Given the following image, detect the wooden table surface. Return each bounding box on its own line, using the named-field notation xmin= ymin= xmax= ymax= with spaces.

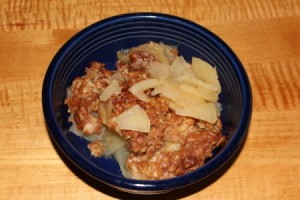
xmin=0 ymin=0 xmax=299 ymax=199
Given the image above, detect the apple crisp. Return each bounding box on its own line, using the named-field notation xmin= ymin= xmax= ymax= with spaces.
xmin=65 ymin=42 xmax=225 ymax=180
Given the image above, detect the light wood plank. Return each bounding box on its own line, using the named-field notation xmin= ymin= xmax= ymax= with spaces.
xmin=0 ymin=0 xmax=299 ymax=199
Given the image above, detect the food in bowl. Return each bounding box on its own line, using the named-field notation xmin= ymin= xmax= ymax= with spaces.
xmin=65 ymin=41 xmax=226 ymax=180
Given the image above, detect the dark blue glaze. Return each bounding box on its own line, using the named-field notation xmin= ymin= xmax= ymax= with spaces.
xmin=42 ymin=12 xmax=252 ymax=193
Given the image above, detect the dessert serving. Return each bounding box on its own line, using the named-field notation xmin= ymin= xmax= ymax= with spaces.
xmin=65 ymin=42 xmax=226 ymax=180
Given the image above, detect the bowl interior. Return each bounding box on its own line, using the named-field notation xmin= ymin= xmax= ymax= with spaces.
xmin=43 ymin=13 xmax=251 ymax=193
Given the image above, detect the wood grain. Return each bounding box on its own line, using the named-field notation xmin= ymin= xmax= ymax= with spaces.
xmin=0 ymin=0 xmax=299 ymax=199
xmin=1 ymin=0 xmax=299 ymax=31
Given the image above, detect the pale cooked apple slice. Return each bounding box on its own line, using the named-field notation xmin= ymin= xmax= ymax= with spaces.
xmin=170 ymin=56 xmax=194 ymax=82
xmin=173 ymin=101 xmax=217 ymax=123
xmin=146 ymin=42 xmax=170 ymax=64
xmin=129 ymin=79 xmax=161 ymax=102
xmin=102 ymin=129 xmax=126 ymax=157
xmin=214 ymin=102 xmax=222 ymax=116
xmin=154 ymin=78 xmax=180 ymax=102
xmin=147 ymin=61 xmax=171 ymax=80
xmin=100 ymin=79 xmax=121 ymax=102
xmin=179 ymin=82 xmax=219 ymax=102
xmin=176 ymin=87 xmax=206 ymax=107
xmin=191 ymin=57 xmax=221 ymax=89
xmin=168 ymin=100 xmax=184 ymax=111
xmin=113 ymin=146 xmax=131 ymax=178
xmin=180 ymin=76 xmax=219 ymax=92
xmin=113 ymin=105 xmax=150 ymax=133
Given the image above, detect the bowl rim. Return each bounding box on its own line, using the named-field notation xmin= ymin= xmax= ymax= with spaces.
xmin=42 ymin=12 xmax=252 ymax=192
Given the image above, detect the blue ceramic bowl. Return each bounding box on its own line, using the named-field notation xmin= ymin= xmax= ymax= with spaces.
xmin=42 ymin=13 xmax=252 ymax=194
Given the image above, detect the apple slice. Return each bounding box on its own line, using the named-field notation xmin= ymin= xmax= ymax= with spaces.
xmin=113 ymin=105 xmax=151 ymax=133
xmin=191 ymin=57 xmax=221 ymax=90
